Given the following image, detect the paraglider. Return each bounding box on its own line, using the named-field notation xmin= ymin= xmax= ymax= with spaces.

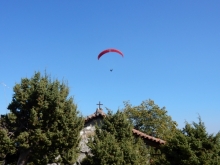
xmin=98 ymin=48 xmax=123 ymax=72
xmin=97 ymin=48 xmax=123 ymax=60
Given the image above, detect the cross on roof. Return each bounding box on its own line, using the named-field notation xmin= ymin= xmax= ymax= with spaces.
xmin=96 ymin=101 xmax=103 ymax=109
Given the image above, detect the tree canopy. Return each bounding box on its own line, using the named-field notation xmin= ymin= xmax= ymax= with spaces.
xmin=2 ymin=72 xmax=84 ymax=165
xmin=159 ymin=117 xmax=220 ymax=165
xmin=0 ymin=114 xmax=16 ymax=162
xmin=81 ymin=110 xmax=150 ymax=165
xmin=1 ymin=72 xmax=219 ymax=165
xmin=123 ymin=99 xmax=177 ymax=140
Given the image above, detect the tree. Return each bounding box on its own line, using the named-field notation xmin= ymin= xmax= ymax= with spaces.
xmin=4 ymin=72 xmax=84 ymax=165
xmin=159 ymin=117 xmax=220 ymax=165
xmin=81 ymin=110 xmax=150 ymax=165
xmin=123 ymin=99 xmax=177 ymax=140
xmin=0 ymin=114 xmax=17 ymax=165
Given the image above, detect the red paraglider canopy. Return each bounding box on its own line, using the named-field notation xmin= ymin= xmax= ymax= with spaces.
xmin=98 ymin=48 xmax=123 ymax=60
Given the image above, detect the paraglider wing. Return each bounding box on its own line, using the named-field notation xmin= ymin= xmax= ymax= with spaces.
xmin=98 ymin=48 xmax=123 ymax=60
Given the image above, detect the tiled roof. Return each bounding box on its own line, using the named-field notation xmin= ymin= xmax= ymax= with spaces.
xmin=85 ymin=108 xmax=106 ymax=122
xmin=85 ymin=109 xmax=166 ymax=145
xmin=132 ymin=129 xmax=165 ymax=145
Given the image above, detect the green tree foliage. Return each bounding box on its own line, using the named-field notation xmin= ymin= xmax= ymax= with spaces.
xmin=0 ymin=115 xmax=16 ymax=160
xmin=123 ymin=99 xmax=177 ymax=140
xmin=81 ymin=110 xmax=150 ymax=165
xmin=159 ymin=117 xmax=220 ymax=165
xmin=4 ymin=72 xmax=84 ymax=164
xmin=0 ymin=113 xmax=18 ymax=165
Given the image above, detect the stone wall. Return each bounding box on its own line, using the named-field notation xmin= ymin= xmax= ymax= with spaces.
xmin=75 ymin=117 xmax=103 ymax=164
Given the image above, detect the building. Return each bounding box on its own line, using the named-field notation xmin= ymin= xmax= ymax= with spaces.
xmin=76 ymin=107 xmax=166 ymax=164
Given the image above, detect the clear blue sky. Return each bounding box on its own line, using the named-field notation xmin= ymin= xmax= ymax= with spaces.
xmin=1 ymin=1 xmax=220 ymax=134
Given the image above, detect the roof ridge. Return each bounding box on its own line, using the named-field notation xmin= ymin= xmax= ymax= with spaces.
xmin=132 ymin=129 xmax=166 ymax=144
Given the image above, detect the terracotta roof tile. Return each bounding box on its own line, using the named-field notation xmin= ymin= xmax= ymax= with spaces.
xmin=132 ymin=129 xmax=166 ymax=145
xmin=85 ymin=108 xmax=106 ymax=122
